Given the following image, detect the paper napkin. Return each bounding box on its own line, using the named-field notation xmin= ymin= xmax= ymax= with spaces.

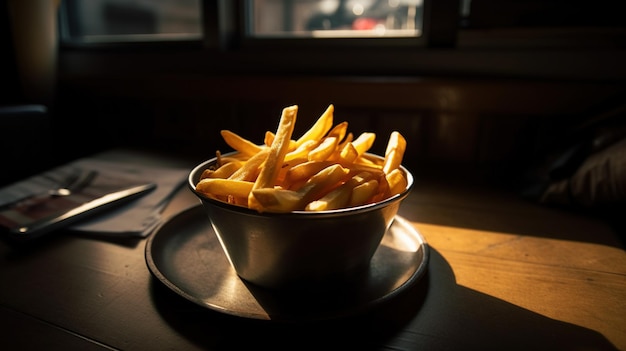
xmin=0 ymin=156 xmax=188 ymax=238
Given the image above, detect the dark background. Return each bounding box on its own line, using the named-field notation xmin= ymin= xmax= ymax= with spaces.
xmin=2 ymin=0 xmax=625 ymax=205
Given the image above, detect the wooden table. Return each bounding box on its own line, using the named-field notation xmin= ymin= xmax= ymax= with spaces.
xmin=1 ymin=150 xmax=624 ymax=350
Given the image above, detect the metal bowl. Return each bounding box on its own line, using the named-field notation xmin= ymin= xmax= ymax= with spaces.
xmin=188 ymin=153 xmax=414 ymax=291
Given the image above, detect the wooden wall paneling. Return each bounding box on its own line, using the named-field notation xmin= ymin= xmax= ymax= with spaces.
xmin=426 ymin=112 xmax=480 ymax=163
xmin=476 ymin=114 xmax=534 ymax=165
xmin=373 ymin=110 xmax=426 ymax=171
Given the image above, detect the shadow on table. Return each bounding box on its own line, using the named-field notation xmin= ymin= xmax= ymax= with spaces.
xmin=150 ymin=248 xmax=619 ymax=351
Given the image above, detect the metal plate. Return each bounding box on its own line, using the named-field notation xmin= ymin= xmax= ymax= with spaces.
xmin=145 ymin=205 xmax=429 ymax=321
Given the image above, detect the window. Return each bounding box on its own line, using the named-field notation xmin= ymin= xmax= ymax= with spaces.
xmin=59 ymin=0 xmax=202 ymax=44
xmin=56 ymin=0 xmax=626 ymax=80
xmin=58 ymin=0 xmax=626 ymax=48
xmin=246 ymin=0 xmax=424 ymax=38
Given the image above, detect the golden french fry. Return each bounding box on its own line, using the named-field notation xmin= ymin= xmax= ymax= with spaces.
xmin=351 ymin=132 xmax=376 ymax=156
xmin=327 ymin=131 xmax=353 ymax=161
xmin=338 ymin=142 xmax=358 ymax=163
xmin=219 ymin=156 xmax=248 ymax=164
xmin=295 ymin=104 xmax=334 ymax=147
xmin=286 ymin=160 xmax=336 ymax=183
xmin=284 ymin=139 xmax=317 ymax=162
xmin=215 ymin=150 xmax=223 ymax=167
xmin=249 ymin=105 xmax=298 ymax=210
xmin=265 ymin=131 xmax=297 ymax=151
xmin=196 ymin=178 xmax=254 ymax=199
xmin=327 ymin=121 xmax=348 ymax=142
xmin=221 ymin=130 xmax=264 ymax=157
xmin=285 ymin=177 xmax=308 ymax=191
xmin=226 ymin=195 xmax=248 ymax=207
xmin=287 ymin=157 xmax=384 ymax=184
xmin=360 ymin=153 xmax=385 ymax=166
xmin=204 ymin=161 xmax=243 ymax=179
xmin=229 ymin=148 xmax=269 ymax=181
xmin=349 ymin=179 xmax=379 ymax=207
xmin=249 ymin=188 xmax=301 ymax=213
xmin=338 ymin=132 xmax=353 ymax=149
xmin=254 ymin=163 xmax=349 ymax=212
xmin=276 ymin=157 xmax=308 ymax=185
xmin=264 ymin=131 xmax=273 ymax=147
xmin=346 ymin=164 xmax=385 ymax=179
xmin=354 ymin=155 xmax=379 ymax=167
xmin=385 ymin=168 xmax=408 ymax=196
xmin=305 ymin=192 xmax=348 ymax=211
xmin=291 ymin=164 xmax=349 ymax=207
xmin=305 ymin=171 xmax=374 ymax=211
xmin=383 ymin=131 xmax=407 ymax=174
xmin=200 ymin=169 xmax=213 ymax=180
xmin=370 ymin=174 xmax=390 ymax=204
xmin=308 ymin=136 xmax=338 ymax=162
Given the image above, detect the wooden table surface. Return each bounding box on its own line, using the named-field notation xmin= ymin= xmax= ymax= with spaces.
xmin=0 ymin=149 xmax=624 ymax=350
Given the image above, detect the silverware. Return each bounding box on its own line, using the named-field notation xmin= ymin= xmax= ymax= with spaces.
xmin=48 ymin=170 xmax=99 ymax=197
xmin=0 ymin=170 xmax=98 ymax=210
xmin=7 ymin=182 xmax=157 ymax=241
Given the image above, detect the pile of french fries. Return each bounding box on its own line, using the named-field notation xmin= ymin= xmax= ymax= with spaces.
xmin=196 ymin=104 xmax=408 ymax=213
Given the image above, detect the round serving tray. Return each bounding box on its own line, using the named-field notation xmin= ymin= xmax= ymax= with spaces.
xmin=145 ymin=205 xmax=429 ymax=321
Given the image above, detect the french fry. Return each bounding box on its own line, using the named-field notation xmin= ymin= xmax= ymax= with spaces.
xmin=201 ymin=168 xmax=215 ymax=179
xmin=284 ymin=139 xmax=317 ymax=162
xmin=385 ymin=168 xmax=408 ymax=197
xmin=221 ymin=130 xmax=264 ymax=157
xmin=383 ymin=131 xmax=407 ymax=174
xmin=338 ymin=132 xmax=353 ymax=149
xmin=249 ymin=105 xmax=298 ymax=211
xmin=229 ymin=148 xmax=269 ymax=181
xmin=295 ymin=104 xmax=334 ymax=147
xmin=196 ymin=178 xmax=254 ymax=199
xmin=253 ymin=163 xmax=349 ymax=212
xmin=346 ymin=164 xmax=386 ymax=179
xmin=264 ymin=131 xmax=273 ymax=147
xmin=265 ymin=131 xmax=297 ymax=151
xmin=249 ymin=188 xmax=301 ymax=213
xmin=354 ymin=155 xmax=379 ymax=167
xmin=305 ymin=171 xmax=374 ymax=211
xmin=219 ymin=156 xmax=248 ymax=164
xmin=286 ymin=160 xmax=336 ymax=183
xmin=327 ymin=121 xmax=348 ymax=142
xmin=360 ymin=153 xmax=385 ymax=166
xmin=290 ymin=164 xmax=349 ymax=207
xmin=286 ymin=158 xmax=384 ymax=184
xmin=202 ymin=161 xmax=243 ymax=179
xmin=276 ymin=157 xmax=308 ymax=185
xmin=338 ymin=142 xmax=358 ymax=163
xmin=215 ymin=150 xmax=223 ymax=167
xmin=349 ymin=179 xmax=379 ymax=207
xmin=351 ymin=132 xmax=376 ymax=156
xmin=370 ymin=174 xmax=390 ymax=204
xmin=308 ymin=136 xmax=338 ymax=162
xmin=327 ymin=131 xmax=354 ymax=161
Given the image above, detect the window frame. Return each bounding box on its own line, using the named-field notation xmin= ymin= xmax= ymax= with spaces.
xmin=56 ymin=0 xmax=626 ymax=82
xmin=58 ymin=0 xmax=450 ymax=49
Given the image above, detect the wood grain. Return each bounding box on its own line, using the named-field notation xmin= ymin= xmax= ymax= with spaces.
xmin=0 ymin=149 xmax=623 ymax=350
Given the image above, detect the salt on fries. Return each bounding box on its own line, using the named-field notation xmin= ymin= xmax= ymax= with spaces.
xmin=195 ymin=104 xmax=408 ymax=213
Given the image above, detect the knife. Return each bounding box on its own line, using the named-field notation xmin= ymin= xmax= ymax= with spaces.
xmin=5 ymin=183 xmax=157 ymax=241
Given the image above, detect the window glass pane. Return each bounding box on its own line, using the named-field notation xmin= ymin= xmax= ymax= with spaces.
xmin=60 ymin=0 xmax=202 ymax=43
xmin=247 ymin=0 xmax=424 ymax=38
